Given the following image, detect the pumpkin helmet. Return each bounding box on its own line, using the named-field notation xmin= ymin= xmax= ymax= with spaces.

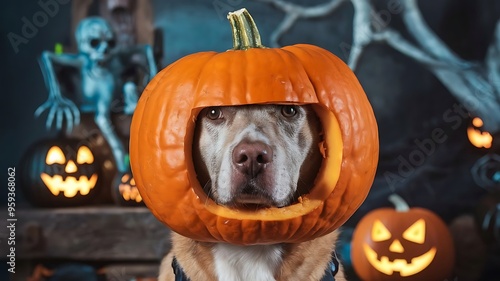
xmin=130 ymin=8 xmax=379 ymax=245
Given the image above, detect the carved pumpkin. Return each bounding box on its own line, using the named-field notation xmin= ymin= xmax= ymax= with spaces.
xmin=468 ymin=117 xmax=493 ymax=149
xmin=20 ymin=138 xmax=101 ymax=207
xmin=351 ymin=195 xmax=455 ymax=281
xmin=130 ymin=8 xmax=379 ymax=245
xmin=112 ymin=172 xmax=144 ymax=206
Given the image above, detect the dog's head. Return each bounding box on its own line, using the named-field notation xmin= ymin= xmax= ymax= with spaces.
xmin=193 ymin=104 xmax=322 ymax=209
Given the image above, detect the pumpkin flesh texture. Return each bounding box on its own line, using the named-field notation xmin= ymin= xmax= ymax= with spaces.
xmin=130 ymin=44 xmax=379 ymax=244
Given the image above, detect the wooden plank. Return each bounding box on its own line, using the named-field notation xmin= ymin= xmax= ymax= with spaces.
xmin=102 ymin=263 xmax=159 ymax=281
xmin=8 ymin=261 xmax=161 ymax=281
xmin=7 ymin=207 xmax=171 ymax=261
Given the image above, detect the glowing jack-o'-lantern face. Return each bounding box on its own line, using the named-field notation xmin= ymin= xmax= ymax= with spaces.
xmin=363 ymin=219 xmax=436 ymax=277
xmin=41 ymin=145 xmax=98 ymax=197
xmin=352 ymin=195 xmax=455 ymax=281
xmin=112 ymin=172 xmax=144 ymax=206
xmin=20 ymin=138 xmax=102 ymax=207
xmin=468 ymin=117 xmax=493 ymax=149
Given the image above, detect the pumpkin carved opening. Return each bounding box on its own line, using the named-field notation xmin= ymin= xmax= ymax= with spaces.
xmin=183 ymin=104 xmax=343 ymax=220
xmin=189 ymin=104 xmax=329 ymax=210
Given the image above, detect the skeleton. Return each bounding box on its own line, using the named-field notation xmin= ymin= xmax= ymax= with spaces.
xmin=36 ymin=17 xmax=157 ymax=172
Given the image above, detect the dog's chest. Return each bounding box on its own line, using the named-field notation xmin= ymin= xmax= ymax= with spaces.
xmin=212 ymin=243 xmax=283 ymax=281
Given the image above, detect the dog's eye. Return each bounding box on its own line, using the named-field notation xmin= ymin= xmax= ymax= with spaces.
xmin=281 ymin=105 xmax=298 ymax=117
xmin=206 ymin=108 xmax=223 ymax=120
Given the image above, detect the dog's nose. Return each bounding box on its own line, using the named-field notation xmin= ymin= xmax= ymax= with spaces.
xmin=232 ymin=141 xmax=273 ymax=177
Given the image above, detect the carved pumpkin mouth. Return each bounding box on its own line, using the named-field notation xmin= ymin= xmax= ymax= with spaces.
xmin=363 ymin=244 xmax=437 ymax=277
xmin=40 ymin=173 xmax=98 ymax=197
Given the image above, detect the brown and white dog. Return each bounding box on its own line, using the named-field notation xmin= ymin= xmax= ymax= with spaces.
xmin=158 ymin=105 xmax=346 ymax=281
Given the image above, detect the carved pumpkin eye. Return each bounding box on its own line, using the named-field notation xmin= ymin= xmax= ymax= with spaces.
xmin=76 ymin=146 xmax=94 ymax=164
xmin=372 ymin=220 xmax=391 ymax=242
xmin=46 ymin=146 xmax=66 ymax=165
xmin=402 ymin=219 xmax=426 ymax=244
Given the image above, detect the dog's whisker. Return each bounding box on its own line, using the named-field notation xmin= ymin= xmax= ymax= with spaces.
xmin=201 ymin=180 xmax=215 ymax=205
xmin=202 ymin=179 xmax=212 ymax=191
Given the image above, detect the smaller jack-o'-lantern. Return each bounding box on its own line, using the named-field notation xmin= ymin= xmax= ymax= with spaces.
xmin=351 ymin=195 xmax=455 ymax=281
xmin=20 ymin=138 xmax=102 ymax=207
xmin=468 ymin=117 xmax=493 ymax=149
xmin=112 ymin=172 xmax=144 ymax=206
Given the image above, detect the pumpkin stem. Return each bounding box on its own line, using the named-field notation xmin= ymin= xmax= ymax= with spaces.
xmin=227 ymin=8 xmax=265 ymax=50
xmin=388 ymin=194 xmax=410 ymax=212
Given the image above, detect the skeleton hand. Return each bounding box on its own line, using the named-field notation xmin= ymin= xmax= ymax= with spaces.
xmin=123 ymin=81 xmax=138 ymax=115
xmin=35 ymin=94 xmax=80 ymax=133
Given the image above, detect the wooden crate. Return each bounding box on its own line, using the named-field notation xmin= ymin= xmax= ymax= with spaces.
xmin=1 ymin=206 xmax=171 ymax=280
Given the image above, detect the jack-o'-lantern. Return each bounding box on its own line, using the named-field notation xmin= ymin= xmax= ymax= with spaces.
xmin=130 ymin=8 xmax=379 ymax=245
xmin=112 ymin=172 xmax=144 ymax=206
xmin=20 ymin=138 xmax=102 ymax=207
xmin=468 ymin=117 xmax=493 ymax=149
xmin=351 ymin=195 xmax=455 ymax=281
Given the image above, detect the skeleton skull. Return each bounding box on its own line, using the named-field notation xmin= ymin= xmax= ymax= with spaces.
xmin=76 ymin=17 xmax=116 ymax=62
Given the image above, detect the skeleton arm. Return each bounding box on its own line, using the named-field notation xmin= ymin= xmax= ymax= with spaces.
xmin=116 ymin=44 xmax=158 ymax=114
xmin=117 ymin=44 xmax=158 ymax=81
xmin=143 ymin=44 xmax=158 ymax=80
xmin=36 ymin=51 xmax=83 ymax=133
xmin=138 ymin=44 xmax=158 ymax=81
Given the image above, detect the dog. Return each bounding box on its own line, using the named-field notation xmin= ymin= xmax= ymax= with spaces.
xmin=158 ymin=104 xmax=346 ymax=281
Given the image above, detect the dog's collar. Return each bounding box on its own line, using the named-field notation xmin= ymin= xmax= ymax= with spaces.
xmin=171 ymin=251 xmax=339 ymax=281
xmin=172 ymin=256 xmax=189 ymax=281
xmin=323 ymin=250 xmax=340 ymax=281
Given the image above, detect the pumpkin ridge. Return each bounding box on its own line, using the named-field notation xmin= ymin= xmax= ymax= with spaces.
xmin=288 ymin=205 xmax=323 ymax=242
xmin=191 ymin=52 xmax=226 ymax=106
xmin=283 ymin=45 xmax=368 ymax=228
xmin=273 ymin=47 xmax=317 ymax=102
xmin=319 ymin=196 xmax=350 ymax=237
xmin=132 ymin=53 xmax=215 ymax=218
xmin=130 ymin=59 xmax=171 ymax=204
xmin=319 ymin=47 xmax=379 ymax=214
xmin=185 ymin=195 xmax=215 ymax=241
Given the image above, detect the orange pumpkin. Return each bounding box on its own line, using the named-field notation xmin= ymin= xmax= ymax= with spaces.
xmin=351 ymin=195 xmax=455 ymax=281
xmin=130 ymin=8 xmax=379 ymax=245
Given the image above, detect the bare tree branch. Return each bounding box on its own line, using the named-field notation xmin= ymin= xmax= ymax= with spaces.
xmin=349 ymin=0 xmax=374 ymax=68
xmin=371 ymin=29 xmax=452 ymax=67
xmin=487 ymin=21 xmax=500 ymax=95
xmin=254 ymin=0 xmax=346 ymax=47
xmin=401 ymin=0 xmax=470 ymax=67
xmin=255 ymin=0 xmax=500 ymax=132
